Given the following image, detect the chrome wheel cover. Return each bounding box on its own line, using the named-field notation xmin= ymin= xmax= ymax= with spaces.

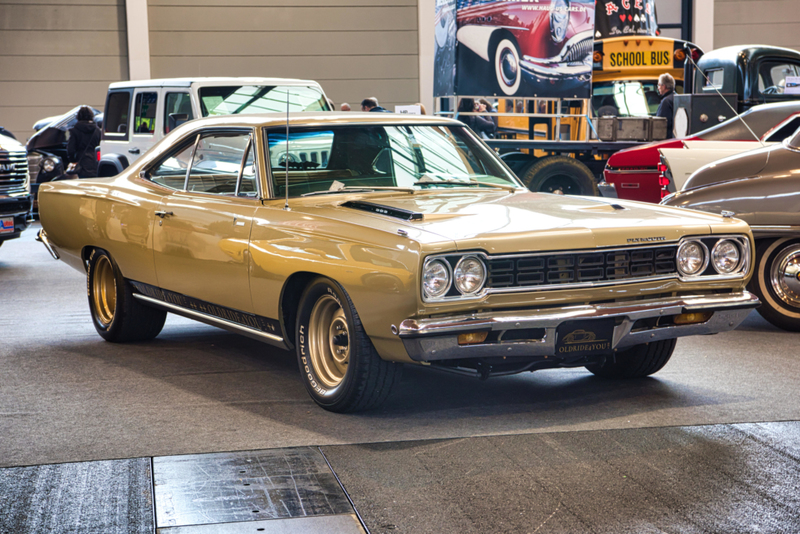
xmin=499 ymin=48 xmax=518 ymax=87
xmin=308 ymin=295 xmax=350 ymax=389
xmin=770 ymin=244 xmax=800 ymax=309
xmin=92 ymin=255 xmax=116 ymax=326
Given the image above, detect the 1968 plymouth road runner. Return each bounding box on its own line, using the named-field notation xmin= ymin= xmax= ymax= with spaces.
xmin=37 ymin=113 xmax=759 ymax=411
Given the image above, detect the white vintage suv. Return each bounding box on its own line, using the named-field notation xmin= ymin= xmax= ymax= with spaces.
xmin=97 ymin=77 xmax=331 ymax=177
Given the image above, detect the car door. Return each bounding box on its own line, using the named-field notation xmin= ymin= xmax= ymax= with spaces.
xmin=127 ymin=87 xmax=162 ymax=163
xmin=151 ymin=128 xmax=259 ymax=313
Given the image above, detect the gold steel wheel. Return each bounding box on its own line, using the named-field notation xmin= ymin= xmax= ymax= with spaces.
xmin=92 ymin=254 xmax=117 ymax=326
xmin=308 ymin=294 xmax=350 ymax=389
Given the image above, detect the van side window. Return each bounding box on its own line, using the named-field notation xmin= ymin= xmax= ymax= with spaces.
xmin=164 ymin=93 xmax=194 ymax=134
xmin=104 ymin=92 xmax=131 ymax=136
xmin=133 ymin=92 xmax=158 ymax=135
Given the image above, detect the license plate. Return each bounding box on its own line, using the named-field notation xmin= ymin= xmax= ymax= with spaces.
xmin=603 ymin=41 xmax=673 ymax=70
xmin=0 ymin=217 xmax=13 ymax=234
xmin=556 ymin=319 xmax=615 ymax=358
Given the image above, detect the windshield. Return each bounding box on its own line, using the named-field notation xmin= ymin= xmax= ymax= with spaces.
xmin=592 ymin=81 xmax=683 ymax=117
xmin=199 ymin=85 xmax=330 ymax=116
xmin=266 ymin=124 xmax=521 ymax=197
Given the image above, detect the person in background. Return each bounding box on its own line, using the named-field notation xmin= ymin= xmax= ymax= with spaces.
xmin=67 ymin=105 xmax=101 ymax=178
xmin=361 ymin=97 xmax=390 ymax=112
xmin=479 ymin=98 xmax=498 ymax=130
xmin=414 ymin=102 xmax=428 ymax=115
xmin=340 ymin=103 xmax=351 ymax=111
xmin=457 ymin=98 xmax=496 ymax=139
xmin=656 ymin=73 xmax=676 ymax=139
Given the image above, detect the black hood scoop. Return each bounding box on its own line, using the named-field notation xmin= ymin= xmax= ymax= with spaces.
xmin=341 ymin=200 xmax=423 ymax=221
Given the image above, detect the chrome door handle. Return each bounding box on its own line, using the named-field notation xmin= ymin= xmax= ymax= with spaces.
xmin=154 ymin=210 xmax=173 ymax=218
xmin=128 ymin=148 xmax=140 ymax=154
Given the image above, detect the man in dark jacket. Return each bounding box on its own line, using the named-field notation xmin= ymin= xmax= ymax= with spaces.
xmin=361 ymin=97 xmax=390 ymax=112
xmin=67 ymin=105 xmax=101 ymax=178
xmin=656 ymin=73 xmax=676 ymax=139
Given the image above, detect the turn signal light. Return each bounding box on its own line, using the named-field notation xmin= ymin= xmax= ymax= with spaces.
xmin=674 ymin=49 xmax=686 ymax=62
xmin=673 ymin=312 xmax=713 ymax=325
xmin=458 ymin=331 xmax=489 ymax=345
xmin=593 ymin=51 xmax=603 ymax=63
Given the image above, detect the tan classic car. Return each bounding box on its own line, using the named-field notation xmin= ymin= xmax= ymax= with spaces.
xmin=37 ymin=113 xmax=759 ymax=412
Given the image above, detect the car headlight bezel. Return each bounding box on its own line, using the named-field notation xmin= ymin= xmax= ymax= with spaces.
xmin=42 ymin=157 xmax=56 ymax=173
xmin=711 ymin=239 xmax=742 ymax=274
xmin=422 ymin=258 xmax=453 ymax=300
xmin=454 ymin=255 xmax=487 ymax=296
xmin=550 ymin=0 xmax=570 ymax=43
xmin=676 ymin=239 xmax=709 ymax=277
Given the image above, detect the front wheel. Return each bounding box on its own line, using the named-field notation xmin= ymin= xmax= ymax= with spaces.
xmin=585 ymin=339 xmax=676 ymax=379
xmin=494 ymin=37 xmax=521 ymax=96
xmin=748 ymin=238 xmax=800 ymax=331
xmin=296 ymin=277 xmax=402 ymax=412
xmin=87 ymin=248 xmax=166 ymax=342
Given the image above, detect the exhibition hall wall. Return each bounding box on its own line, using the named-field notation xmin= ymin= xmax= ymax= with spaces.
xmin=0 ymin=0 xmax=799 ymax=141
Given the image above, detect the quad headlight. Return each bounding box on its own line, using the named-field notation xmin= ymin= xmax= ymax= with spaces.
xmin=677 ymin=240 xmax=708 ymax=276
xmin=423 ymin=259 xmax=452 ymax=299
xmin=454 ymin=256 xmax=487 ymax=295
xmin=711 ymin=239 xmax=741 ymax=274
xmin=550 ymin=0 xmax=570 ymax=43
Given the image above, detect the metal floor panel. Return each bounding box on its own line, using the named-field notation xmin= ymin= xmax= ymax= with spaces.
xmin=0 ymin=458 xmax=154 ymax=534
xmin=153 ymin=447 xmax=353 ymax=529
xmin=157 ymin=514 xmax=365 ymax=533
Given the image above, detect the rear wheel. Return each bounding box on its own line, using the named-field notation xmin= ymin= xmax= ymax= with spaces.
xmin=296 ymin=277 xmax=402 ymax=412
xmin=748 ymin=238 xmax=800 ymax=331
xmin=586 ymin=339 xmax=676 ymax=379
xmin=87 ymin=249 xmax=166 ymax=342
xmin=520 ymin=156 xmax=598 ymax=196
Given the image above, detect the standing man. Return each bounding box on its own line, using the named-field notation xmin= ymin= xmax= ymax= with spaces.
xmin=340 ymin=103 xmax=351 ymax=111
xmin=656 ymin=73 xmax=676 ymax=139
xmin=361 ymin=97 xmax=390 ymax=112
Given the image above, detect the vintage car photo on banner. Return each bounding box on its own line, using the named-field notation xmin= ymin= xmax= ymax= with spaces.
xmin=434 ymin=0 xmax=596 ymax=98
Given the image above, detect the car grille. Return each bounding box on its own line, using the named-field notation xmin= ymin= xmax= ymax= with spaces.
xmin=487 ymin=246 xmax=678 ymax=289
xmin=563 ymin=37 xmax=593 ymax=64
xmin=0 ymin=149 xmax=29 ymax=194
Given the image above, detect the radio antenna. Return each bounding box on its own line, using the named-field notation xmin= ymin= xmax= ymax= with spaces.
xmin=284 ymin=87 xmax=291 ymax=211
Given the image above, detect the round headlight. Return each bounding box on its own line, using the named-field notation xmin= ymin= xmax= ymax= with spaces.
xmin=677 ymin=240 xmax=708 ymax=276
xmin=550 ymin=0 xmax=569 ymax=43
xmin=712 ymin=240 xmax=740 ymax=274
xmin=423 ymin=259 xmax=451 ymax=299
xmin=42 ymin=158 xmax=56 ymax=173
xmin=454 ymin=256 xmax=487 ymax=295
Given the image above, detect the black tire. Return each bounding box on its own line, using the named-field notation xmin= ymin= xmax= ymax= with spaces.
xmin=87 ymin=248 xmax=166 ymax=342
xmin=586 ymin=339 xmax=676 ymax=379
xmin=520 ymin=156 xmax=598 ymax=196
xmin=748 ymin=238 xmax=800 ymax=331
xmin=296 ymin=277 xmax=402 ymax=412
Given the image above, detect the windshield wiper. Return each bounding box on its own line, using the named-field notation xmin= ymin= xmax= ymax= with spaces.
xmin=301 ymin=186 xmax=415 ymax=197
xmin=413 ymin=179 xmax=517 ymax=191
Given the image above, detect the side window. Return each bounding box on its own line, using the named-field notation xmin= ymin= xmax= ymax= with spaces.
xmin=186 ymin=132 xmax=251 ymax=195
xmin=764 ymin=116 xmax=800 ymax=142
xmin=238 ymin=141 xmax=258 ymax=197
xmin=703 ymin=69 xmax=724 ymax=90
xmin=758 ymin=61 xmax=800 ymax=95
xmin=164 ymin=93 xmax=194 ymax=134
xmin=133 ymin=92 xmax=158 ymax=134
xmin=149 ymin=136 xmax=197 ymax=190
xmin=103 ymin=91 xmax=131 ymax=137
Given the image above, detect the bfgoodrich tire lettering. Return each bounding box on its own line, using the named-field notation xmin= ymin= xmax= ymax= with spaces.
xmin=296 ymin=277 xmax=402 ymax=412
xmin=748 ymin=238 xmax=800 ymax=331
xmin=585 ymin=338 xmax=677 ymax=379
xmin=87 ymin=248 xmax=166 ymax=342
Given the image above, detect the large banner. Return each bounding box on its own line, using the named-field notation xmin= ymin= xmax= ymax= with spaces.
xmin=434 ymin=0 xmax=596 ymax=99
xmin=595 ymin=0 xmax=658 ymax=38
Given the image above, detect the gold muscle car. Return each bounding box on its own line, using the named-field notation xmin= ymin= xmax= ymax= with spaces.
xmin=37 ymin=113 xmax=760 ymax=412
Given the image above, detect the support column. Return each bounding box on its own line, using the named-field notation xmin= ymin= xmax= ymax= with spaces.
xmin=418 ymin=0 xmax=434 ymax=114
xmin=126 ymin=0 xmax=151 ymax=80
xmin=692 ymin=0 xmax=714 ymax=53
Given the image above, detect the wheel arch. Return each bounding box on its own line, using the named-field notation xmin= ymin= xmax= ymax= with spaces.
xmin=279 ymin=271 xmax=324 ymax=350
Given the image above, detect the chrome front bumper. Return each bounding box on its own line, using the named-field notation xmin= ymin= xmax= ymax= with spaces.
xmin=398 ymin=292 xmax=759 ymax=362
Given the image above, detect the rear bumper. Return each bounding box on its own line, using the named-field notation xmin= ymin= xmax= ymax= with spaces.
xmin=0 ymin=193 xmax=32 ymax=242
xmin=398 ymin=291 xmax=759 ymax=362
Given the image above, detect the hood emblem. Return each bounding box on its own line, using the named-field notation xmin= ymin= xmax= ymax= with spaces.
xmin=627 ymin=236 xmax=666 ymax=244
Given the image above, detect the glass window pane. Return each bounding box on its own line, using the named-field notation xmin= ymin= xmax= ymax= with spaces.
xmin=104 ymin=92 xmax=130 ymax=135
xmin=133 ymin=92 xmax=157 ymax=135
xmin=238 ymin=142 xmax=257 ymax=196
xmin=199 ymin=85 xmax=330 ymax=117
xmin=164 ymin=93 xmax=194 ymax=134
xmin=150 ymin=139 xmax=196 ymax=190
xmin=187 ymin=133 xmax=250 ymax=195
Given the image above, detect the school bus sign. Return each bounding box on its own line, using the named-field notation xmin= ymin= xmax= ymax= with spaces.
xmin=602 ymin=39 xmax=673 ymax=70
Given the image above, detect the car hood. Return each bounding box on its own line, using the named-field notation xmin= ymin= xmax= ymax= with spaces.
xmin=295 ymin=190 xmax=724 ymax=254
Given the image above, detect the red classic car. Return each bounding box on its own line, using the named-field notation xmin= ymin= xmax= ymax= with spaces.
xmin=603 ymin=101 xmax=800 ymax=203
xmin=456 ymin=0 xmax=594 ymax=95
